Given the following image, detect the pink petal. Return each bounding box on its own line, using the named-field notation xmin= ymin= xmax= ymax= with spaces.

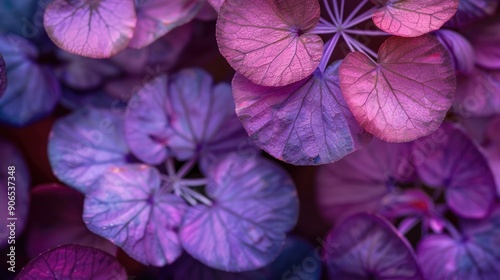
xmin=372 ymin=0 xmax=459 ymax=37
xmin=44 ymin=0 xmax=137 ymax=58
xmin=339 ymin=35 xmax=456 ymax=142
xmin=216 ymin=0 xmax=324 ymax=86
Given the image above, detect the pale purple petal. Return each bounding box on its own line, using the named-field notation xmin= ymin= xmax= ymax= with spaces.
xmin=232 ymin=61 xmax=371 ymax=165
xmin=434 ymin=29 xmax=475 ymax=75
xmin=216 ymin=0 xmax=324 ymax=86
xmin=44 ymin=0 xmax=137 ymax=58
xmin=16 ymin=244 xmax=127 ymax=279
xmin=48 ymin=108 xmax=130 ymax=194
xmin=129 ymin=0 xmax=201 ymax=49
xmin=27 ymin=184 xmax=117 ymax=258
xmin=179 ymin=153 xmax=298 ymax=272
xmin=412 ymin=123 xmax=496 ymax=218
xmin=83 ymin=164 xmax=188 ymax=266
xmin=324 ymin=213 xmax=422 ymax=280
xmin=0 ymin=138 xmax=30 ymax=249
xmin=372 ymin=0 xmax=459 ymax=37
xmin=339 ymin=35 xmax=456 ymax=142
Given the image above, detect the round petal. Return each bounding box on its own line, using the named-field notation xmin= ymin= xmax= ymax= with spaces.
xmin=179 ymin=153 xmax=299 ymax=272
xmin=0 ymin=34 xmax=60 ymax=126
xmin=339 ymin=35 xmax=456 ymax=142
xmin=43 ymin=0 xmax=137 ymax=58
xmin=129 ymin=0 xmax=201 ymax=49
xmin=48 ymin=108 xmax=130 ymax=193
xmin=324 ymin=213 xmax=422 ymax=280
xmin=412 ymin=123 xmax=496 ymax=218
xmin=216 ymin=0 xmax=324 ymax=86
xmin=434 ymin=29 xmax=475 ymax=75
xmin=0 ymin=138 xmax=30 ymax=249
xmin=16 ymin=244 xmax=127 ymax=279
xmin=233 ymin=61 xmax=371 ymax=165
xmin=372 ymin=0 xmax=459 ymax=37
xmin=83 ymin=164 xmax=188 ymax=266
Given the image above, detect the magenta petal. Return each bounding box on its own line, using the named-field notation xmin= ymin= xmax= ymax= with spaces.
xmin=412 ymin=123 xmax=496 ymax=218
xmin=372 ymin=0 xmax=459 ymax=37
xmin=324 ymin=213 xmax=422 ymax=280
xmin=434 ymin=30 xmax=475 ymax=75
xmin=43 ymin=0 xmax=137 ymax=58
xmin=16 ymin=244 xmax=127 ymax=279
xmin=216 ymin=0 xmax=323 ymax=86
xmin=26 ymin=184 xmax=116 ymax=258
xmin=340 ymin=35 xmax=456 ymax=142
xmin=454 ymin=67 xmax=500 ymax=117
xmin=179 ymin=153 xmax=298 ymax=272
xmin=233 ymin=61 xmax=372 ymax=165
xmin=129 ymin=0 xmax=201 ymax=49
xmin=316 ymin=138 xmax=414 ymax=225
xmin=0 ymin=138 xmax=30 ymax=249
xmin=466 ymin=18 xmax=500 ymax=70
xmin=83 ymin=165 xmax=188 ymax=266
xmin=0 ymin=54 xmax=5 ymax=97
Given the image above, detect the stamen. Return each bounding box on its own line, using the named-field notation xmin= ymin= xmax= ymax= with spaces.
xmin=319 ymin=33 xmax=341 ymax=72
xmin=177 ymin=158 xmax=197 ymax=178
xmin=182 ymin=186 xmax=213 ymax=206
xmin=165 ymin=157 xmax=176 ymax=176
xmin=343 ymin=33 xmax=378 ymax=59
xmin=312 ymin=22 xmax=337 ymax=34
xmin=345 ymin=7 xmax=376 ymax=29
xmin=344 ymin=0 xmax=370 ymax=25
xmin=181 ymin=178 xmax=208 ymax=187
xmin=344 ymin=29 xmax=389 ymax=36
xmin=323 ymin=0 xmax=339 ymax=26
xmin=332 ymin=0 xmax=342 ymax=24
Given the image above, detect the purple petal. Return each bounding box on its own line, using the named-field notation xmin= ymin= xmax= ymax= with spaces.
xmin=43 ymin=0 xmax=137 ymax=58
xmin=372 ymin=0 xmax=459 ymax=37
xmin=446 ymin=0 xmax=498 ymax=28
xmin=216 ymin=0 xmax=323 ymax=86
xmin=412 ymin=123 xmax=496 ymax=218
xmin=434 ymin=29 xmax=475 ymax=75
xmin=454 ymin=67 xmax=500 ymax=117
xmin=0 ymin=138 xmax=30 ymax=249
xmin=48 ymin=108 xmax=130 ymax=194
xmin=316 ymin=138 xmax=414 ymax=225
xmin=232 ymin=61 xmax=371 ymax=165
xmin=129 ymin=0 xmax=201 ymax=49
xmin=0 ymin=54 xmax=6 ymax=97
xmin=324 ymin=213 xmax=422 ymax=280
xmin=179 ymin=153 xmax=298 ymax=272
xmin=378 ymin=189 xmax=436 ymax=219
xmin=208 ymin=0 xmax=224 ymax=12
xmin=125 ymin=69 xmax=248 ymax=169
xmin=0 ymin=34 xmax=60 ymax=126
xmin=196 ymin=1 xmax=218 ymax=21
xmin=339 ymin=35 xmax=456 ymax=142
xmin=26 ymin=184 xmax=117 ymax=258
xmin=83 ymin=164 xmax=188 ymax=266
xmin=465 ymin=18 xmax=500 ymax=70
xmin=16 ymin=244 xmax=127 ymax=279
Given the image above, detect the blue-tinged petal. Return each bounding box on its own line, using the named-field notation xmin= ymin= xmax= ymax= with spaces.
xmin=316 ymin=138 xmax=415 ymax=225
xmin=412 ymin=123 xmax=496 ymax=218
xmin=83 ymin=164 xmax=188 ymax=266
xmin=434 ymin=30 xmax=475 ymax=75
xmin=0 ymin=34 xmax=60 ymax=126
xmin=445 ymin=0 xmax=498 ymax=28
xmin=59 ymin=86 xmax=123 ymax=111
xmin=418 ymin=206 xmax=500 ymax=280
xmin=125 ymin=68 xmax=249 ymax=170
xmin=179 ymin=153 xmax=298 ymax=272
xmin=0 ymin=54 xmax=6 ymax=97
xmin=232 ymin=61 xmax=372 ymax=165
xmin=325 ymin=213 xmax=422 ymax=280
xmin=0 ymin=137 xmax=30 ymax=249
xmin=16 ymin=244 xmax=127 ymax=279
xmin=48 ymin=107 xmax=130 ymax=194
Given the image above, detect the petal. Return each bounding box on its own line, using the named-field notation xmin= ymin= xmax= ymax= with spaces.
xmin=340 ymin=35 xmax=456 ymax=142
xmin=233 ymin=61 xmax=371 ymax=165
xmin=324 ymin=213 xmax=422 ymax=280
xmin=465 ymin=18 xmax=500 ymax=70
xmin=372 ymin=0 xmax=459 ymax=37
xmin=434 ymin=30 xmax=475 ymax=75
xmin=446 ymin=0 xmax=498 ymax=28
xmin=83 ymin=165 xmax=188 ymax=266
xmin=454 ymin=67 xmax=500 ymax=117
xmin=48 ymin=108 xmax=130 ymax=193
xmin=216 ymin=0 xmax=324 ymax=86
xmin=0 ymin=54 xmax=6 ymax=97
xmin=179 ymin=153 xmax=298 ymax=272
xmin=16 ymin=244 xmax=127 ymax=279
xmin=43 ymin=0 xmax=137 ymax=58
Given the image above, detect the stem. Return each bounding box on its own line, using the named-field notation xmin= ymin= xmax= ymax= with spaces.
xmin=341 ymin=33 xmax=357 ymax=53
xmin=344 ymin=29 xmax=389 ymax=36
xmin=323 ymin=0 xmax=339 ymax=26
xmin=318 ymin=33 xmax=340 ymax=72
xmin=332 ymin=0 xmax=342 ymax=25
xmin=340 ymin=0 xmax=345 ymax=22
xmin=344 ymin=0 xmax=370 ymax=26
xmin=181 ymin=178 xmax=208 ymax=187
xmin=345 ymin=8 xmax=376 ymax=29
xmin=177 ymin=158 xmax=197 ymax=178
xmin=343 ymin=33 xmax=378 ymax=59
xmin=165 ymin=157 xmax=176 ymax=176
xmin=182 ymin=187 xmax=213 ymax=206
xmin=312 ymin=23 xmax=337 ymax=35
